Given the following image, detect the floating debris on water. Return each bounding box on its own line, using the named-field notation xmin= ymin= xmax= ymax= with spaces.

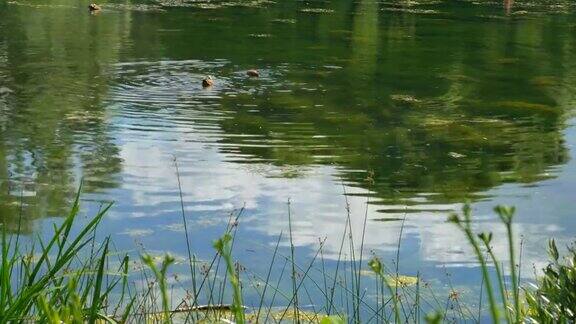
xmin=477 ymin=14 xmax=508 ymax=20
xmin=383 ymin=7 xmax=440 ymax=14
xmin=381 ymin=0 xmax=444 ymax=5
xmin=448 ymin=152 xmax=467 ymax=159
xmin=272 ymin=18 xmax=297 ymax=24
xmin=193 ymin=3 xmax=221 ymax=9
xmin=300 ymin=8 xmax=335 ymax=14
xmin=249 ymin=33 xmax=273 ymax=38
xmin=391 ymin=94 xmax=421 ymax=104
xmin=511 ymin=10 xmax=529 ymax=16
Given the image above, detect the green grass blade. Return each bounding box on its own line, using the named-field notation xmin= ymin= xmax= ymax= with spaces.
xmin=88 ymin=237 xmax=110 ymax=324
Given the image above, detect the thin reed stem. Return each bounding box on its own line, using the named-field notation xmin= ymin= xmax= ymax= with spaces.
xmin=174 ymin=158 xmax=198 ymax=309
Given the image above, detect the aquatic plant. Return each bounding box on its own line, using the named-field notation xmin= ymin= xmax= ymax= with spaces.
xmin=141 ymin=254 xmax=175 ymax=324
xmin=523 ymin=239 xmax=576 ymax=323
xmin=0 ymin=189 xmax=134 ymax=323
xmin=213 ymin=233 xmax=245 ymax=324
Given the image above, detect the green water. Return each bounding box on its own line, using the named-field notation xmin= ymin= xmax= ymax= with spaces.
xmin=1 ymin=0 xmax=576 ymax=319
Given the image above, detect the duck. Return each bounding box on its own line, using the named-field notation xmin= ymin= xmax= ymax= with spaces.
xmin=246 ymin=69 xmax=260 ymax=77
xmin=88 ymin=3 xmax=101 ymax=11
xmin=202 ymin=76 xmax=214 ymax=88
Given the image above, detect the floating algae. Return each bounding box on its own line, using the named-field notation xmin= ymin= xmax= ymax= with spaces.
xmin=421 ymin=117 xmax=455 ymax=127
xmin=530 ymin=76 xmax=559 ymax=87
xmin=6 ymin=1 xmax=74 ymax=9
xmin=383 ymin=7 xmax=440 ymax=14
xmin=158 ymin=0 xmax=274 ymax=9
xmin=64 ymin=111 xmax=105 ymax=123
xmin=381 ymin=0 xmax=444 ymax=5
xmin=386 ymin=275 xmax=419 ymax=287
xmin=496 ymin=101 xmax=557 ymax=114
xmin=104 ymin=3 xmax=164 ymax=11
xmin=359 ymin=271 xmax=419 ymax=287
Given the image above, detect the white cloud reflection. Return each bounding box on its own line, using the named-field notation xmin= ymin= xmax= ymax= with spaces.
xmin=111 ymin=131 xmax=573 ymax=278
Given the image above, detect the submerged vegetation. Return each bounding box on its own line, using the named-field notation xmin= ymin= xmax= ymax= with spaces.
xmin=1 ymin=191 xmax=575 ymax=323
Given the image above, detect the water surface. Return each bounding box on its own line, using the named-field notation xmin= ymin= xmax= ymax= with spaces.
xmin=1 ymin=0 xmax=576 ymax=319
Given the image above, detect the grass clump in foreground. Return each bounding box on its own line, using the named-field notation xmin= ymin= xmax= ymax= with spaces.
xmin=0 ymin=191 xmax=134 ymax=323
xmin=0 ymin=192 xmax=575 ymax=323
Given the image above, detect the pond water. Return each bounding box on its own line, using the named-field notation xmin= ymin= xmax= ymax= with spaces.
xmin=1 ymin=0 xmax=576 ymax=320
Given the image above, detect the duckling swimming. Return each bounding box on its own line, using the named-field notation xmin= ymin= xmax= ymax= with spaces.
xmin=246 ymin=69 xmax=260 ymax=77
xmin=202 ymin=76 xmax=214 ymax=88
xmin=88 ymin=3 xmax=101 ymax=11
